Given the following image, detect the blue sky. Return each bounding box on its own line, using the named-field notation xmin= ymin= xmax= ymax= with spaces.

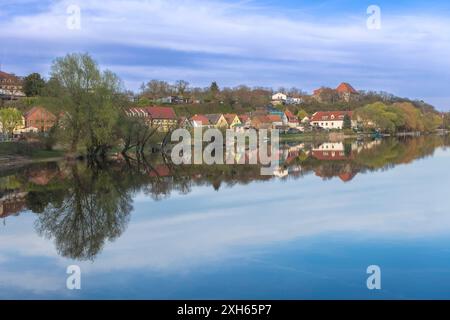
xmin=1 ymin=0 xmax=450 ymax=110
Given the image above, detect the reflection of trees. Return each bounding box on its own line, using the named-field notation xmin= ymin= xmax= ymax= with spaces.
xmin=34 ymin=164 xmax=133 ymax=261
xmin=3 ymin=135 xmax=449 ymax=261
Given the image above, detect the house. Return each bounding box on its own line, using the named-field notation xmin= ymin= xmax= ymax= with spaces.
xmin=238 ymin=114 xmax=251 ymax=127
xmin=271 ymin=92 xmax=287 ymax=105
xmin=24 ymin=107 xmax=57 ymax=132
xmin=190 ymin=114 xmax=211 ymax=128
xmin=310 ymin=111 xmax=355 ymax=130
xmin=286 ymin=97 xmax=303 ymax=105
xmin=157 ymin=96 xmax=190 ymax=104
xmin=251 ymin=115 xmax=273 ymax=130
xmin=0 ymin=71 xmax=25 ymax=99
xmin=146 ymin=106 xmax=178 ymax=131
xmin=204 ymin=114 xmax=228 ymax=128
xmin=126 ymin=106 xmax=178 ymax=131
xmin=267 ymin=115 xmax=284 ymax=128
xmin=284 ymin=110 xmax=299 ymax=127
xmin=313 ymin=83 xmax=359 ymax=103
xmin=223 ymin=113 xmax=241 ymax=128
xmin=300 ymin=116 xmax=310 ymax=124
xmin=336 ymin=82 xmax=359 ymax=102
xmin=178 ymin=116 xmax=192 ymax=129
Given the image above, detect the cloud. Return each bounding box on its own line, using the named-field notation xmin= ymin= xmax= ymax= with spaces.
xmin=1 ymin=0 xmax=450 ymax=109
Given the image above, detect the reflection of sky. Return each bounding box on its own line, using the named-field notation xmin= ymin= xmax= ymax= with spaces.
xmin=1 ymin=148 xmax=450 ymax=299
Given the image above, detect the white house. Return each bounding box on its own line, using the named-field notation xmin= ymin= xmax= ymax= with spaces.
xmin=272 ymin=92 xmax=287 ymax=102
xmin=310 ymin=111 xmax=356 ymax=130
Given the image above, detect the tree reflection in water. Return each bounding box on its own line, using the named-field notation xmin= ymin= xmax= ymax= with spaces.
xmin=33 ymin=163 xmax=133 ymax=260
xmin=0 ymin=135 xmax=448 ymax=261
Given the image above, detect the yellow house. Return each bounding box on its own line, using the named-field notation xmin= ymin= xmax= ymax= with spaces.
xmin=223 ymin=114 xmax=242 ymax=128
xmin=205 ymin=114 xmax=228 ymax=128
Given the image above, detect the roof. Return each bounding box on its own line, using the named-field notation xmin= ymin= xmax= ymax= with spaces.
xmin=238 ymin=114 xmax=250 ymax=122
xmin=313 ymin=87 xmax=329 ymax=96
xmin=146 ymin=106 xmax=177 ymax=119
xmin=266 ymin=115 xmax=282 ymax=122
xmin=310 ymin=111 xmax=353 ymax=122
xmin=336 ymin=82 xmax=358 ymax=94
xmin=223 ymin=113 xmax=239 ymax=124
xmin=190 ymin=114 xmax=210 ymax=124
xmin=204 ymin=114 xmax=223 ymax=124
xmin=24 ymin=106 xmax=57 ymax=120
xmin=285 ymin=110 xmax=298 ymax=122
xmin=0 ymin=71 xmax=21 ymax=83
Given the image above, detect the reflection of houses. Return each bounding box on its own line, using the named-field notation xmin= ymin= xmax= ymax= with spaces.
xmin=311 ymin=142 xmax=353 ymax=160
xmin=148 ymin=164 xmax=171 ymax=178
xmin=0 ymin=192 xmax=27 ymax=218
xmin=310 ymin=111 xmax=356 ymax=130
xmin=28 ymin=168 xmax=59 ymax=185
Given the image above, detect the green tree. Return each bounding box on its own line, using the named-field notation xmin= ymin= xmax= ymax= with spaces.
xmin=50 ymin=53 xmax=123 ymax=157
xmin=0 ymin=107 xmax=23 ymax=138
xmin=296 ymin=109 xmax=308 ymax=121
xmin=137 ymin=96 xmax=151 ymax=107
xmin=343 ymin=114 xmax=352 ymax=129
xmin=23 ymin=73 xmax=46 ymax=97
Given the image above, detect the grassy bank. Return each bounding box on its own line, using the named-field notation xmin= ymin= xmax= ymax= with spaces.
xmin=279 ymin=132 xmax=331 ymax=142
xmin=0 ymin=142 xmax=64 ymax=161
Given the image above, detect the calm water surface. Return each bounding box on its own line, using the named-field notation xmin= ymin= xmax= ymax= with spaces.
xmin=1 ymin=136 xmax=450 ymax=299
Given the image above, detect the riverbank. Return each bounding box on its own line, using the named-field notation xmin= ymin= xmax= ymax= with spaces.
xmin=0 ymin=142 xmax=65 ymax=171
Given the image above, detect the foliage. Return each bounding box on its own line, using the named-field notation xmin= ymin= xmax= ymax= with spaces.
xmin=0 ymin=107 xmax=23 ymax=137
xmin=296 ymin=109 xmax=308 ymax=121
xmin=343 ymin=114 xmax=352 ymax=130
xmin=23 ymin=73 xmax=46 ymax=97
xmin=49 ymin=53 xmax=124 ymax=157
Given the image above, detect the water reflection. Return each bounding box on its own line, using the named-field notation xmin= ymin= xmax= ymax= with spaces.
xmin=1 ymin=136 xmax=449 ymax=262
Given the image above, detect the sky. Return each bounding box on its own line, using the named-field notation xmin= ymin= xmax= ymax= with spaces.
xmin=1 ymin=0 xmax=450 ymax=110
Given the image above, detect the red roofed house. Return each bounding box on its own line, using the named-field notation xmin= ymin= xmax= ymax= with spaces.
xmin=24 ymin=107 xmax=57 ymax=132
xmin=310 ymin=111 xmax=355 ymax=130
xmin=223 ymin=113 xmax=241 ymax=128
xmin=126 ymin=106 xmax=178 ymax=131
xmin=190 ymin=114 xmax=211 ymax=128
xmin=313 ymin=83 xmax=359 ymax=102
xmin=0 ymin=70 xmax=25 ymax=98
xmin=238 ymin=114 xmax=251 ymax=127
xmin=335 ymin=82 xmax=359 ymax=102
xmin=284 ymin=110 xmax=299 ymax=127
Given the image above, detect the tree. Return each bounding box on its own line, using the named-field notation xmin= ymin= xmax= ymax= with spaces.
xmin=343 ymin=114 xmax=352 ymax=130
xmin=0 ymin=107 xmax=23 ymax=138
xmin=175 ymin=80 xmax=190 ymax=96
xmin=23 ymin=73 xmax=46 ymax=97
xmin=210 ymin=81 xmax=219 ymax=95
xmin=209 ymin=81 xmax=220 ymax=101
xmin=296 ymin=109 xmax=308 ymax=121
xmin=50 ymin=53 xmax=123 ymax=157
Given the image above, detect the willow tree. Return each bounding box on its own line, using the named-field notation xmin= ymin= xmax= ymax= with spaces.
xmin=50 ymin=53 xmax=124 ymax=158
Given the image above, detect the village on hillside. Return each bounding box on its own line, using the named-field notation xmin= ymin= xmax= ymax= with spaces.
xmin=3 ymin=67 xmax=446 ymax=143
